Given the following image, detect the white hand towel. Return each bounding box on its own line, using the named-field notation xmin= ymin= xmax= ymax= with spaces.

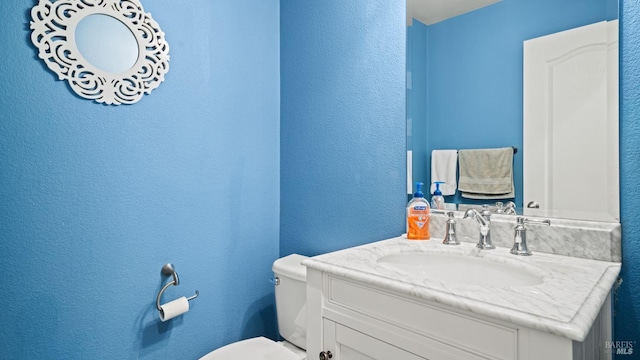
xmin=430 ymin=150 xmax=458 ymax=195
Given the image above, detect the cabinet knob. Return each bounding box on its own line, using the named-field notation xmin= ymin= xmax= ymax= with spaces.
xmin=319 ymin=351 xmax=333 ymax=360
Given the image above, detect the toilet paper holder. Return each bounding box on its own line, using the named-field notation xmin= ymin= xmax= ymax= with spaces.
xmin=156 ymin=263 xmax=199 ymax=311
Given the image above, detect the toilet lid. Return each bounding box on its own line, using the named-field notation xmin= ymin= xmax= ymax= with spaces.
xmin=199 ymin=337 xmax=303 ymax=360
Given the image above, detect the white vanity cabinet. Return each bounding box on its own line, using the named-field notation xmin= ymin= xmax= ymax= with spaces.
xmin=306 ymin=267 xmax=613 ymax=360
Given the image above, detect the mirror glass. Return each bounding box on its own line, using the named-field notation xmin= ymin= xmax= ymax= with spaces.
xmin=75 ymin=14 xmax=139 ymax=73
xmin=407 ymin=0 xmax=619 ymax=222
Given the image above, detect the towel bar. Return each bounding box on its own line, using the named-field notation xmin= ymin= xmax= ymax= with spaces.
xmin=457 ymin=146 xmax=517 ymax=154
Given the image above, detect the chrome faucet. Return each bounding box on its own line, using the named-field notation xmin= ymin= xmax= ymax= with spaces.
xmin=511 ymin=217 xmax=551 ymax=256
xmin=442 ymin=211 xmax=460 ymax=245
xmin=495 ymin=201 xmax=517 ymax=215
xmin=505 ymin=201 xmax=517 ymax=215
xmin=463 ymin=205 xmax=495 ymax=250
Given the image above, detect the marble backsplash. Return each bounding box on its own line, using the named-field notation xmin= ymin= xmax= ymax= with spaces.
xmin=429 ymin=211 xmax=621 ymax=262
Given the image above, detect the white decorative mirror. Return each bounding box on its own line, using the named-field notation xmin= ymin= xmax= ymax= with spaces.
xmin=29 ymin=0 xmax=170 ymax=105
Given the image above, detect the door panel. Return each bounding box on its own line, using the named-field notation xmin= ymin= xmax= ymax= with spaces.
xmin=523 ymin=20 xmax=619 ymax=219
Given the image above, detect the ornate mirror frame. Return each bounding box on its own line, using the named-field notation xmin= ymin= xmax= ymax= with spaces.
xmin=30 ymin=0 xmax=170 ymax=105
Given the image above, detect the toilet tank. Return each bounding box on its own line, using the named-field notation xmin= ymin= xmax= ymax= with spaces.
xmin=272 ymin=254 xmax=308 ymax=350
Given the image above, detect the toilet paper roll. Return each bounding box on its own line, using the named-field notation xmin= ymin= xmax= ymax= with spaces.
xmin=159 ymin=297 xmax=189 ymax=322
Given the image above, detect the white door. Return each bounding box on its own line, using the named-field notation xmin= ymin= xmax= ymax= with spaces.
xmin=523 ymin=20 xmax=619 ymax=220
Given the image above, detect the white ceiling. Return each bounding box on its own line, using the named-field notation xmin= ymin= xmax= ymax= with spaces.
xmin=407 ymin=0 xmax=502 ymax=26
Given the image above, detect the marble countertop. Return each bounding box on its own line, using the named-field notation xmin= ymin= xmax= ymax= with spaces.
xmin=303 ymin=236 xmax=621 ymax=342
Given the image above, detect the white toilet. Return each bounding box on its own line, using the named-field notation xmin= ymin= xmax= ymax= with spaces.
xmin=200 ymin=254 xmax=308 ymax=360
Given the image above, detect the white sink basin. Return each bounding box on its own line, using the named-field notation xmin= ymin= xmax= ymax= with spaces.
xmin=377 ymin=252 xmax=544 ymax=288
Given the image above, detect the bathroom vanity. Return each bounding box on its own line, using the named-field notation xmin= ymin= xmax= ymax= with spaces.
xmin=304 ymin=236 xmax=620 ymax=360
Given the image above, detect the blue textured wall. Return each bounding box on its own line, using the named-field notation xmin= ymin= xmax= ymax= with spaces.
xmin=411 ymin=0 xmax=611 ymax=207
xmin=616 ymin=0 xmax=640 ymax=352
xmin=1 ymin=0 xmax=636 ymax=357
xmin=0 ymin=1 xmax=280 ymax=359
xmin=280 ymin=0 xmax=407 ymax=257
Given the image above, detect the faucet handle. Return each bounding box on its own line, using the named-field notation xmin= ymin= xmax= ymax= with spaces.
xmin=504 ymin=201 xmax=517 ymax=215
xmin=443 ymin=211 xmax=460 ymax=245
xmin=524 ymin=217 xmax=550 ymax=226
xmin=510 ymin=217 xmax=550 ymax=256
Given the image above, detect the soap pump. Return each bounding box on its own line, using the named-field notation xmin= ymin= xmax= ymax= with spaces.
xmin=407 ymin=182 xmax=431 ymax=240
xmin=431 ymin=181 xmax=445 ymax=210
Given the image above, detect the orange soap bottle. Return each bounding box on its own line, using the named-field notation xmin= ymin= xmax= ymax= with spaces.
xmin=406 ymin=182 xmax=431 ymax=240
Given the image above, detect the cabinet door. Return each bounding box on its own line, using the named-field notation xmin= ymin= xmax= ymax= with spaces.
xmin=322 ymin=319 xmax=425 ymax=360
